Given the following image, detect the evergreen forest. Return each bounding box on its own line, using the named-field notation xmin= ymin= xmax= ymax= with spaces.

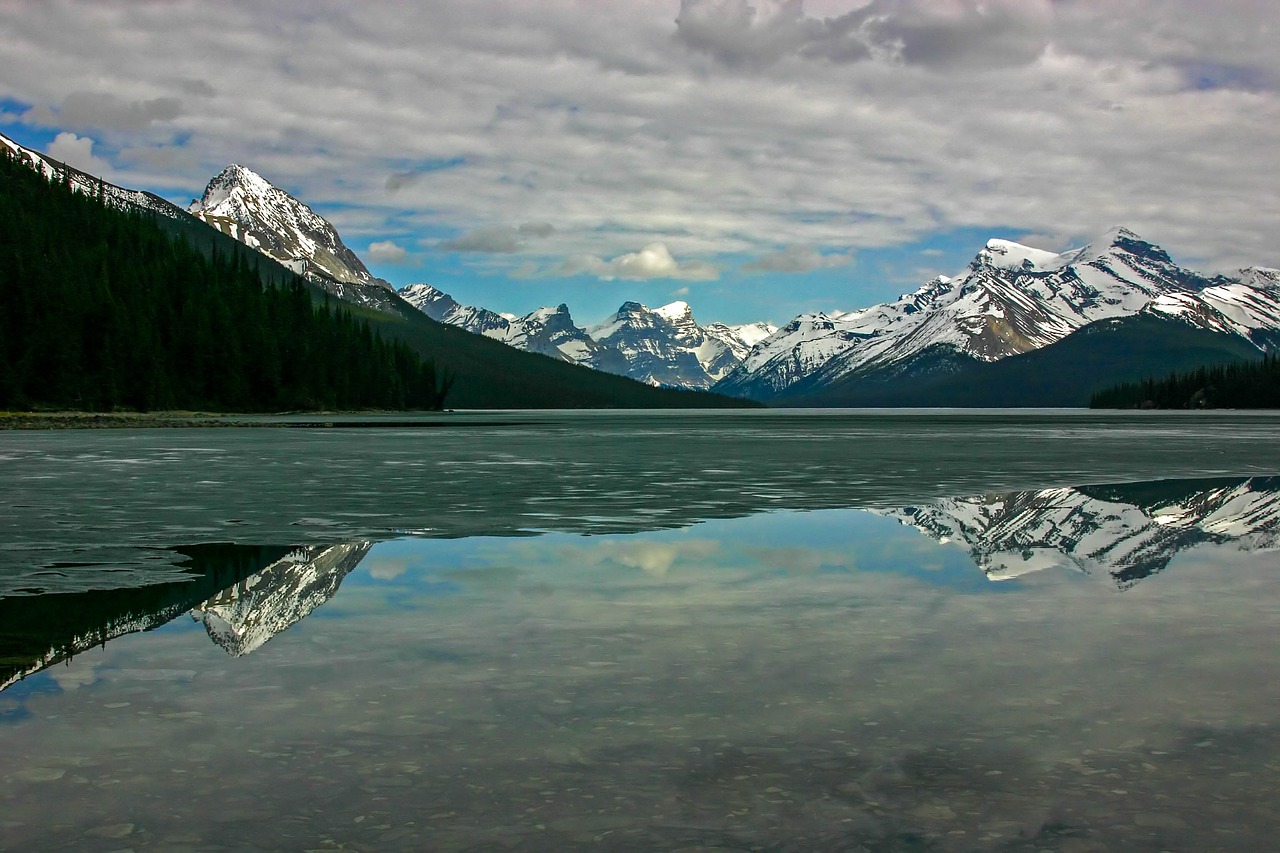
xmin=1090 ymin=353 xmax=1280 ymax=409
xmin=0 ymin=148 xmax=450 ymax=412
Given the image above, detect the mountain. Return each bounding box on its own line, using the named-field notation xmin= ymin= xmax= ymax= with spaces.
xmin=189 ymin=164 xmax=401 ymax=313
xmin=780 ymin=313 xmax=1263 ymax=407
xmin=716 ymin=228 xmax=1280 ymax=403
xmin=399 ymin=285 xmax=777 ymax=389
xmin=884 ymin=476 xmax=1280 ymax=588
xmin=0 ymin=144 xmax=450 ymax=412
xmin=1 ymin=133 xmax=753 ymax=410
xmin=399 ymin=284 xmax=629 ymax=373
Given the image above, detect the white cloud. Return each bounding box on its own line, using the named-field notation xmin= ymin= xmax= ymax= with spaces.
xmin=367 ymin=239 xmax=409 ymax=263
xmin=559 ymin=243 xmax=719 ymax=281
xmin=46 ymin=131 xmax=112 ymax=175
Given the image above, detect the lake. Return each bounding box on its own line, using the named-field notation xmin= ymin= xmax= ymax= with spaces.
xmin=3 ymin=410 xmax=1280 ymax=851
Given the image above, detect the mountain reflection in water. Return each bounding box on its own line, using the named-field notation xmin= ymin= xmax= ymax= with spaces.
xmin=3 ymin=476 xmax=1276 ymax=695
xmin=888 ymin=476 xmax=1280 ymax=587
xmin=0 ymin=543 xmax=367 ymax=691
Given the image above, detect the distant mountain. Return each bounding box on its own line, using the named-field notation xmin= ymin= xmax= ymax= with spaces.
xmin=885 ymin=476 xmax=1280 ymax=588
xmin=399 ymin=284 xmax=628 ymax=373
xmin=399 ymin=284 xmax=777 ymax=389
xmin=189 ymin=164 xmax=402 ymax=313
xmin=779 ymin=313 xmax=1263 ymax=407
xmin=716 ymin=228 xmax=1280 ymax=403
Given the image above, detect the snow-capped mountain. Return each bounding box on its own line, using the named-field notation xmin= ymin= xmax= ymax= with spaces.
xmin=588 ymin=300 xmax=731 ymax=388
xmin=717 ymin=228 xmax=1280 ymax=400
xmin=400 ymin=284 xmax=628 ymax=372
xmin=1 ymin=130 xmax=189 ymax=221
xmin=189 ymin=165 xmax=400 ymax=313
xmin=191 ymin=542 xmax=371 ymax=657
xmin=399 ymin=284 xmax=776 ymax=388
xmin=885 ymin=477 xmax=1280 ymax=588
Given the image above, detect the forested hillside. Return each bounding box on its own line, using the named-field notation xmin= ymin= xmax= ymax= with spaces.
xmin=0 ymin=148 xmax=448 ymax=412
xmin=1090 ymin=353 xmax=1280 ymax=409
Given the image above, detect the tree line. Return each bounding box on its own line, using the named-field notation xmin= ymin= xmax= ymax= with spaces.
xmin=0 ymin=147 xmax=450 ymax=412
xmin=1090 ymin=353 xmax=1280 ymax=409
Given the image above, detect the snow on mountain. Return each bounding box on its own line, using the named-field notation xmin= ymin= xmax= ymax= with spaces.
xmin=399 ymin=284 xmax=626 ymax=371
xmin=398 ymin=285 xmax=774 ymax=389
xmin=399 ymin=283 xmax=512 ymax=339
xmin=507 ymin=303 xmax=631 ymax=372
xmin=1 ymin=130 xmax=190 ymax=221
xmin=191 ymin=542 xmax=371 ymax=657
xmin=883 ymin=477 xmax=1280 ymax=588
xmin=189 ymin=165 xmax=400 ymax=313
xmin=717 ymin=227 xmax=1280 ymax=400
xmin=589 ymin=300 xmax=717 ymax=387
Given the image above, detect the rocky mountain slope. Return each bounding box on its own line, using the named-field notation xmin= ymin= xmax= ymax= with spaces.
xmin=400 ymin=284 xmax=776 ymax=389
xmin=189 ymin=165 xmax=401 ymax=312
xmin=716 ymin=228 xmax=1280 ymax=401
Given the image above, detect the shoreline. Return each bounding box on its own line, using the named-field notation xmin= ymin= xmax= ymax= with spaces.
xmin=0 ymin=411 xmax=465 ymax=430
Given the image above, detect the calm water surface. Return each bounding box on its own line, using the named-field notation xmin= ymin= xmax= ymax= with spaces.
xmin=3 ymin=410 xmax=1280 ymax=851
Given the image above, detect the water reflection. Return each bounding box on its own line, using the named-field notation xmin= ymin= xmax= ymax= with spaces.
xmin=0 ymin=543 xmax=367 ymax=691
xmin=4 ymin=476 xmax=1276 ymax=696
xmin=2 ymin=475 xmax=1280 ymax=850
xmin=888 ymin=476 xmax=1280 ymax=587
xmin=191 ymin=543 xmax=371 ymax=656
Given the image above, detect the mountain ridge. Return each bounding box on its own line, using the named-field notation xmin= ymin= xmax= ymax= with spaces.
xmin=716 ymin=228 xmax=1280 ymax=402
xmin=399 ymin=283 xmax=778 ymax=389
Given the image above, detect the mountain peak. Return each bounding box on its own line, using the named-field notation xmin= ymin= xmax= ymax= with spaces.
xmin=976 ymin=238 xmax=1060 ymax=272
xmin=656 ymin=300 xmax=693 ymax=321
xmin=194 ymin=163 xmax=278 ymax=212
xmin=1067 ymin=226 xmax=1173 ymax=268
xmin=188 ymin=163 xmax=385 ymax=291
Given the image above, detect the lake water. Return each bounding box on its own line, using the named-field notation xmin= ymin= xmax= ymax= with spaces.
xmin=3 ymin=410 xmax=1280 ymax=851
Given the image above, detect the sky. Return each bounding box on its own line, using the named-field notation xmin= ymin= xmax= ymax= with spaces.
xmin=2 ymin=0 xmax=1279 ymax=327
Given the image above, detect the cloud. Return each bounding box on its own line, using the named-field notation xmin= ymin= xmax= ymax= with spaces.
xmin=855 ymin=0 xmax=1053 ymax=70
xmin=29 ymin=92 xmax=183 ymax=131
xmin=46 ymin=131 xmax=112 ymax=175
xmin=675 ymin=0 xmax=825 ymax=68
xmin=3 ymin=0 xmax=1280 ymax=287
xmin=559 ymin=243 xmax=719 ymax=281
xmin=518 ymin=221 xmax=554 ymax=239
xmin=743 ymin=245 xmax=853 ymax=273
xmin=675 ymin=0 xmax=1051 ymax=70
xmin=367 ymin=239 xmax=409 ymax=263
xmin=179 ymin=79 xmax=217 ymax=97
xmin=440 ymin=222 xmax=554 ymax=253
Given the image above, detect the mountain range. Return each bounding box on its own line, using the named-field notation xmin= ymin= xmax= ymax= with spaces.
xmin=400 ymin=284 xmax=776 ymax=389
xmin=6 ymin=127 xmax=1279 ymax=406
xmin=177 ymin=157 xmax=1280 ymax=404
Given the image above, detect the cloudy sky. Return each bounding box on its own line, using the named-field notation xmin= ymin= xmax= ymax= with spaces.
xmin=2 ymin=0 xmax=1279 ymax=325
